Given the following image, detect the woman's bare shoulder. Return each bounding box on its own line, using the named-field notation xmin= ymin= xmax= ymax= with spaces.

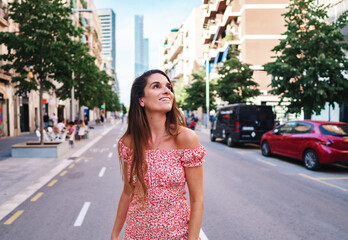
xmin=175 ymin=126 xmax=199 ymax=149
xmin=120 ymin=134 xmax=131 ymax=148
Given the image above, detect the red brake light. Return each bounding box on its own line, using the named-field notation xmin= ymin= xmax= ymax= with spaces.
xmin=235 ymin=122 xmax=240 ymax=132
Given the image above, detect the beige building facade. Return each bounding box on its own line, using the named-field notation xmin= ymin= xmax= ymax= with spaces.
xmin=0 ymin=0 xmax=102 ymax=138
xmin=202 ymin=0 xmax=290 ymax=120
xmin=161 ymin=8 xmax=205 ymax=86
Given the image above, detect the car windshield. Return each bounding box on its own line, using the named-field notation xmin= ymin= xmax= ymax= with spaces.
xmin=319 ymin=124 xmax=348 ymax=137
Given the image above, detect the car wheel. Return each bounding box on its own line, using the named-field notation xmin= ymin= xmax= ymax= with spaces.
xmin=227 ymin=135 xmax=235 ymax=147
xmin=261 ymin=141 xmax=271 ymax=157
xmin=303 ymin=149 xmax=321 ymax=170
xmin=210 ymin=132 xmax=216 ymax=142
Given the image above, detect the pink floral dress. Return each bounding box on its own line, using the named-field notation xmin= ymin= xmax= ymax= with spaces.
xmin=118 ymin=140 xmax=206 ymax=240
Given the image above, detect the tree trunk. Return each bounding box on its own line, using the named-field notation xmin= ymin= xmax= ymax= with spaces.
xmin=39 ymin=77 xmax=44 ymax=145
xmin=304 ymin=111 xmax=311 ymax=120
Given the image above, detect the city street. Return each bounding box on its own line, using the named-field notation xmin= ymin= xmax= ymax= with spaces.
xmin=1 ymin=121 xmax=348 ymax=240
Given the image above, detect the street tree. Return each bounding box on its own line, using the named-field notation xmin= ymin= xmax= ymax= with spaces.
xmin=263 ymin=0 xmax=348 ymax=118
xmin=0 ymin=0 xmax=83 ymax=144
xmin=183 ymin=70 xmax=216 ymax=113
xmin=216 ymin=49 xmax=260 ymax=104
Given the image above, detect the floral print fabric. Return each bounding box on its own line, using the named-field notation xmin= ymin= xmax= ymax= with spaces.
xmin=118 ymin=140 xmax=206 ymax=240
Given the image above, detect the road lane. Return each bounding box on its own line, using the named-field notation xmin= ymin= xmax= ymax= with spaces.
xmin=1 ymin=124 xmax=348 ymax=240
xmin=197 ymin=130 xmax=348 ymax=240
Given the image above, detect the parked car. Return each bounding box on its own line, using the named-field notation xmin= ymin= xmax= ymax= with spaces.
xmin=261 ymin=120 xmax=348 ymax=170
xmin=211 ymin=104 xmax=275 ymax=146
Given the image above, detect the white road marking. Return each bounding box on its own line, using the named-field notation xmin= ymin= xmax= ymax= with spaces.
xmin=98 ymin=167 xmax=106 ymax=177
xmin=0 ymin=159 xmax=72 ymax=222
xmin=108 ymin=152 xmax=113 ymax=158
xmin=74 ymin=202 xmax=91 ymax=227
xmin=72 ymin=124 xmax=116 ymax=157
xmin=200 ymin=229 xmax=209 ymax=240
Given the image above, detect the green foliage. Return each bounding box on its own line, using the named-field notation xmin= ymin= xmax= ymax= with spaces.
xmin=216 ymin=49 xmax=260 ymax=104
xmin=263 ymin=0 xmax=348 ymax=116
xmin=0 ymin=0 xmax=83 ymax=94
xmin=183 ymin=70 xmax=216 ymax=113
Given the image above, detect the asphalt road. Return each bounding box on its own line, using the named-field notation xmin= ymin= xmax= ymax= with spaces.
xmin=1 ymin=122 xmax=348 ymax=240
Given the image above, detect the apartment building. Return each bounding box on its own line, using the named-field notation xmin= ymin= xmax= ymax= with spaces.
xmin=0 ymin=0 xmax=103 ymax=137
xmin=161 ymin=8 xmax=205 ymax=85
xmin=202 ymin=0 xmax=289 ymax=99
xmin=312 ymin=0 xmax=348 ymax=122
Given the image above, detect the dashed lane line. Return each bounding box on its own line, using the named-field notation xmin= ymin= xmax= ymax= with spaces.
xmin=299 ymin=173 xmax=348 ymax=192
xmin=47 ymin=179 xmax=58 ymax=187
xmin=3 ymin=210 xmax=24 ymax=225
xmin=108 ymin=152 xmax=113 ymax=158
xmin=30 ymin=192 xmax=44 ymax=202
xmin=98 ymin=167 xmax=106 ymax=177
xmin=60 ymin=170 xmax=67 ymax=177
xmin=68 ymin=163 xmax=75 ymax=169
xmin=0 ymin=159 xmax=72 ymax=222
xmin=256 ymin=158 xmax=277 ymax=167
xmin=74 ymin=202 xmax=91 ymax=227
xmin=200 ymin=229 xmax=209 ymax=240
xmin=75 ymin=158 xmax=81 ymax=163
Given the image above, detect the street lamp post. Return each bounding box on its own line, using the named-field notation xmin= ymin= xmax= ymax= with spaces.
xmin=70 ymin=8 xmax=93 ymax=122
xmin=205 ymin=55 xmax=210 ymax=129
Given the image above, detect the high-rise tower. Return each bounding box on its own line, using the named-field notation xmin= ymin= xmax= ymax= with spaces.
xmin=134 ymin=15 xmax=149 ymax=77
xmin=97 ymin=9 xmax=118 ymax=92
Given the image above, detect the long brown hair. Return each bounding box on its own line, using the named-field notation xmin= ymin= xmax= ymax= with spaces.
xmin=119 ymin=69 xmax=185 ymax=197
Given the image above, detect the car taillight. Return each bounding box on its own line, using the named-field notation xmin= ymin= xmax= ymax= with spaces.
xmin=235 ymin=122 xmax=240 ymax=132
xmin=317 ymin=138 xmax=332 ymax=146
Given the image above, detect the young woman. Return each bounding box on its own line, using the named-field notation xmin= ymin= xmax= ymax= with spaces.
xmin=111 ymin=69 xmax=206 ymax=240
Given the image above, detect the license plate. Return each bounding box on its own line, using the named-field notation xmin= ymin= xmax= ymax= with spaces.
xmin=242 ymin=126 xmax=254 ymax=131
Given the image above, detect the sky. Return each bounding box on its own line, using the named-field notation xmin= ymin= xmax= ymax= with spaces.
xmin=94 ymin=0 xmax=202 ymax=105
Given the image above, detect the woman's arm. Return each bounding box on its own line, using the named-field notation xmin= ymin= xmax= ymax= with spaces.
xmin=185 ymin=165 xmax=204 ymax=240
xmin=177 ymin=127 xmax=204 ymax=240
xmin=111 ymin=163 xmax=133 ymax=240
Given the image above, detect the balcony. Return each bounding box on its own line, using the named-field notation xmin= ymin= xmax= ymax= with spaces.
xmin=0 ymin=1 xmax=9 ymax=27
xmin=168 ymin=33 xmax=183 ymax=61
xmin=169 ymin=60 xmax=184 ymax=80
xmin=222 ymin=4 xmax=240 ymax=27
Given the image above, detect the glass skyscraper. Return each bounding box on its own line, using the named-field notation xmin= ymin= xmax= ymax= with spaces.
xmin=97 ymin=9 xmax=118 ymax=93
xmin=134 ymin=15 xmax=149 ymax=77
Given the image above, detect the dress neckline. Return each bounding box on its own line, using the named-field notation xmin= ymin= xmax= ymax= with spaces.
xmin=119 ymin=139 xmax=203 ymax=153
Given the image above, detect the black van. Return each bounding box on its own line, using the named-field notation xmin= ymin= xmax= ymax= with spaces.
xmin=210 ymin=104 xmax=275 ymax=146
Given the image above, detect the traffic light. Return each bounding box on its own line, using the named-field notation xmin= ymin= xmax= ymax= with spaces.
xmin=101 ymin=104 xmax=105 ymax=109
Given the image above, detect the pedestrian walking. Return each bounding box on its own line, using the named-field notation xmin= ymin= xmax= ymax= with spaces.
xmin=111 ymin=69 xmax=206 ymax=240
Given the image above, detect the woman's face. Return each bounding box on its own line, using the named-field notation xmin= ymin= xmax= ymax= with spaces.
xmin=139 ymin=73 xmax=174 ymax=113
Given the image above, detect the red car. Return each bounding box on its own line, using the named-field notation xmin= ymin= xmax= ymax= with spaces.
xmin=260 ymin=120 xmax=348 ymax=170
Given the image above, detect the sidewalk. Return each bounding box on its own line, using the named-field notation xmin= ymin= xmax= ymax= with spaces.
xmin=0 ymin=121 xmax=120 ymax=221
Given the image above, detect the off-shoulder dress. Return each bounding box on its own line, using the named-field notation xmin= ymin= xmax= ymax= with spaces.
xmin=118 ymin=139 xmax=206 ymax=240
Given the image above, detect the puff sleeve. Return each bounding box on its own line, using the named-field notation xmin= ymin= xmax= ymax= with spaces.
xmin=118 ymin=140 xmax=131 ymax=163
xmin=180 ymin=145 xmax=206 ymax=167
